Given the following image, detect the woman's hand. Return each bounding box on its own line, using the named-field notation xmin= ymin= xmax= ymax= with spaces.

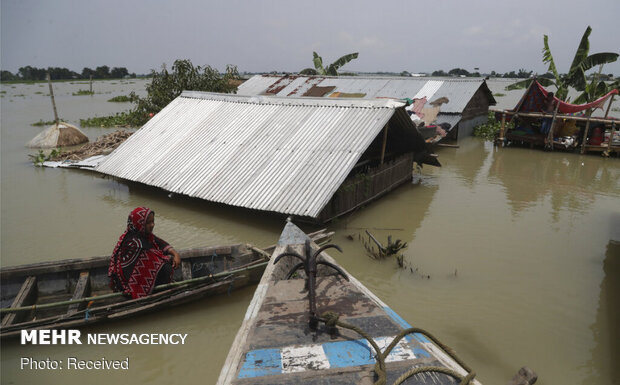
xmin=169 ymin=248 xmax=181 ymax=269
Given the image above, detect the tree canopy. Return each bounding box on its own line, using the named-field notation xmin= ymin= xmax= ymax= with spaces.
xmin=506 ymin=26 xmax=619 ymax=102
xmin=126 ymin=59 xmax=240 ymax=126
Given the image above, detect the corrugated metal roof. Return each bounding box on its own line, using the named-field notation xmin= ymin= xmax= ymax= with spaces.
xmin=237 ymin=75 xmax=496 ymax=114
xmin=95 ymin=92 xmax=418 ymax=219
xmin=434 ymin=114 xmax=462 ymax=130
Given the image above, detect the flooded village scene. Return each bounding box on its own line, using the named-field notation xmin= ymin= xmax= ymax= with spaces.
xmin=1 ymin=1 xmax=619 ymax=385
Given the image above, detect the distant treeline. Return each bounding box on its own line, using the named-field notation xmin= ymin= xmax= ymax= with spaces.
xmin=0 ymin=65 xmax=137 ymax=81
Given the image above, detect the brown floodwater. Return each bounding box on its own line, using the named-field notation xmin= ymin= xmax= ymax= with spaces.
xmin=1 ymin=79 xmax=619 ymax=385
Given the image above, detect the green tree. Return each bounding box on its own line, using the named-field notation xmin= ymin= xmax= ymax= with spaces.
xmin=81 ymin=67 xmax=96 ymax=79
xmin=506 ymin=26 xmax=618 ymax=101
xmin=110 ymin=67 xmax=129 ymax=78
xmin=95 ymin=65 xmax=110 ymax=79
xmin=299 ymin=52 xmax=359 ymax=76
xmin=448 ymin=68 xmax=469 ymax=77
xmin=127 ymin=59 xmax=240 ymax=126
xmin=1 ymin=70 xmax=17 ymax=81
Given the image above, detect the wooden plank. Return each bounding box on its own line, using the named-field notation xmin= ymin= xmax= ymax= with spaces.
xmin=580 ymin=110 xmax=593 ymax=154
xmin=182 ymin=261 xmax=193 ymax=280
xmin=67 ymin=272 xmax=91 ymax=316
xmin=380 ymin=124 xmax=389 ymax=165
xmin=492 ymin=109 xmax=617 ymax=125
xmin=1 ymin=276 xmax=37 ymax=327
xmin=0 ymin=245 xmax=237 ymax=280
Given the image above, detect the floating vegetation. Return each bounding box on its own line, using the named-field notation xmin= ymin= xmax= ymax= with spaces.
xmin=31 ymin=119 xmax=62 ymax=127
xmin=107 ymin=95 xmax=132 ymax=102
xmin=0 ymin=91 xmax=6 ymax=94
xmin=34 ymin=91 xmax=43 ymax=94
xmin=493 ymin=92 xmax=506 ymax=97
xmin=80 ymin=112 xmax=132 ymax=127
xmin=72 ymin=89 xmax=94 ymax=96
xmin=29 ymin=148 xmax=63 ymax=166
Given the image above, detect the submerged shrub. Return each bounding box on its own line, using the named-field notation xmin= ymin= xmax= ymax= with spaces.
xmin=473 ymin=111 xmax=514 ymax=141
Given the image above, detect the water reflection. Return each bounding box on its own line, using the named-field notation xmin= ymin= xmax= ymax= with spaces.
xmin=488 ymin=147 xmax=619 ymax=219
xmin=583 ymin=237 xmax=620 ymax=384
xmin=435 ymin=138 xmax=490 ymax=187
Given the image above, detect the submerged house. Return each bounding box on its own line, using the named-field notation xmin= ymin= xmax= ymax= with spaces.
xmin=497 ymin=80 xmax=619 ymax=154
xmin=95 ymin=92 xmax=439 ymax=223
xmin=237 ymin=74 xmax=496 ymax=141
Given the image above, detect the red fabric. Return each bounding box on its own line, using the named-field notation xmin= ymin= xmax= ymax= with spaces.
xmin=533 ymin=81 xmax=618 ymax=114
xmin=108 ymin=207 xmax=172 ymax=298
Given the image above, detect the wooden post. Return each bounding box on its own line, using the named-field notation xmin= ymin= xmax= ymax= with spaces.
xmin=580 ymin=109 xmax=593 ymax=154
xmin=89 ymin=75 xmax=93 ymax=93
xmin=499 ymin=112 xmax=506 ymax=147
xmin=380 ymin=123 xmax=388 ymax=165
xmin=46 ymin=72 xmax=59 ymax=126
xmin=604 ymin=94 xmax=615 ymax=118
xmin=608 ymin=121 xmax=616 ymax=154
xmin=546 ymin=101 xmax=560 ymax=150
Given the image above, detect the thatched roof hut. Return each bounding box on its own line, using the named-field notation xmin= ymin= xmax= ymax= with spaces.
xmin=27 ymin=122 xmax=89 ymax=148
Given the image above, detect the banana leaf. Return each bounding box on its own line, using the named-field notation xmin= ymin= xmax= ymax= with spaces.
xmin=325 ymin=52 xmax=359 ymax=76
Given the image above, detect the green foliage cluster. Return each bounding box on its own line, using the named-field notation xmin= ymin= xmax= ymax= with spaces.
xmin=80 ymin=59 xmax=239 ymax=127
xmin=107 ymin=95 xmax=132 ymax=102
xmin=29 ymin=148 xmax=62 ymax=166
xmin=80 ymin=112 xmax=133 ymax=127
xmin=31 ymin=119 xmax=60 ymax=127
xmin=72 ymin=90 xmax=94 ymax=96
xmin=473 ymin=112 xmax=513 ymax=141
xmin=300 ymin=52 xmax=359 ymax=76
xmin=506 ymin=26 xmax=619 ymax=103
xmin=126 ymin=59 xmax=240 ymax=126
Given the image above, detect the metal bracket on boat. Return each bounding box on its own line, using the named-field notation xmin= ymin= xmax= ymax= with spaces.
xmin=274 ymin=240 xmax=348 ymax=330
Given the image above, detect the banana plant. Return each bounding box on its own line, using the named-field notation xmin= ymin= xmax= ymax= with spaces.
xmin=300 ymin=52 xmax=359 ymax=76
xmin=506 ymin=26 xmax=618 ymax=101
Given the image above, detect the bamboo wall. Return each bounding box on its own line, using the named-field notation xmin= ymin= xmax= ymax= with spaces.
xmin=318 ymin=152 xmax=414 ymax=222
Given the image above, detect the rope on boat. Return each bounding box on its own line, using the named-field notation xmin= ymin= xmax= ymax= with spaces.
xmin=320 ymin=311 xmax=476 ymax=385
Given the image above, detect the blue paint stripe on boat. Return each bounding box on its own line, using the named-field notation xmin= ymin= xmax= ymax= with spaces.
xmin=238 ymin=348 xmax=282 ymax=378
xmin=322 ymin=339 xmax=375 ymax=368
xmin=383 ymin=306 xmax=412 ymax=329
xmin=384 ymin=306 xmax=431 ymax=344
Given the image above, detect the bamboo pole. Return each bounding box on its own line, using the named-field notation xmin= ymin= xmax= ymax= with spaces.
xmin=490 ymin=110 xmax=615 ymax=125
xmin=604 ymin=95 xmax=615 ymax=118
xmin=580 ymin=109 xmax=593 ymax=154
xmin=608 ymin=121 xmax=616 ymax=154
xmin=546 ymin=101 xmax=560 ymax=150
xmin=499 ymin=113 xmax=506 ymax=147
xmin=46 ymin=73 xmax=59 ymax=126
xmin=89 ymin=75 xmax=93 ymax=93
xmin=380 ymin=123 xmax=389 ymax=165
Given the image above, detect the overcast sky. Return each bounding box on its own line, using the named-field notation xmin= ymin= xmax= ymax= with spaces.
xmin=2 ymin=0 xmax=619 ymax=76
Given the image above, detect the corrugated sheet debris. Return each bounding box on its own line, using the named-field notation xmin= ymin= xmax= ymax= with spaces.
xmin=237 ymin=75 xmax=496 ymax=114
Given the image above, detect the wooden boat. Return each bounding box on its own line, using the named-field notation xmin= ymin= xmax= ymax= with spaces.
xmin=217 ymin=220 xmax=480 ymax=385
xmin=0 ymin=229 xmax=333 ymax=339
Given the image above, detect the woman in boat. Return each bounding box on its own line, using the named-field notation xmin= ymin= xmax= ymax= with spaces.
xmin=108 ymin=207 xmax=181 ymax=298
